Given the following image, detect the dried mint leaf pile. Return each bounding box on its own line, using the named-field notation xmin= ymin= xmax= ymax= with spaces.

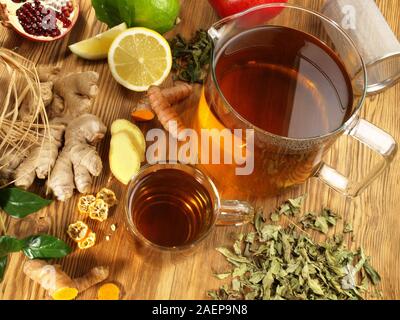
xmin=209 ymin=197 xmax=381 ymax=300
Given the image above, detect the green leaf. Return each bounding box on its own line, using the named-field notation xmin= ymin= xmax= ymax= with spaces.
xmin=262 ymin=271 xmax=274 ymax=300
xmin=0 ymin=188 xmax=52 ymax=219
xmin=232 ymin=264 xmax=247 ymax=278
xmin=344 ymin=223 xmax=353 ymax=233
xmin=232 ymin=278 xmax=241 ymax=291
xmin=214 ymin=273 xmax=231 ymax=280
xmin=364 ymin=261 xmax=381 ymax=285
xmin=216 ymin=248 xmax=249 ymax=264
xmin=270 ymin=212 xmax=280 ymax=222
xmin=260 ymin=225 xmax=281 ymax=241
xmin=0 ymin=255 xmax=8 ymax=282
xmin=308 ymin=278 xmax=324 ymax=296
xmin=22 ymin=235 xmax=71 ymax=259
xmin=314 ymin=216 xmax=329 ymax=234
xmin=0 ymin=236 xmax=25 ymax=257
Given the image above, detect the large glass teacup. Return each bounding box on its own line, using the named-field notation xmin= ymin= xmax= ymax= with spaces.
xmin=192 ymin=3 xmax=397 ymax=199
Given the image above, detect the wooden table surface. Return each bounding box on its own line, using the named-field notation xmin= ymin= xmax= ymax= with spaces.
xmin=1 ymin=0 xmax=399 ymax=300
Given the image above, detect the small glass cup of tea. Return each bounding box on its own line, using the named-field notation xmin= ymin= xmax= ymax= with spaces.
xmin=124 ymin=163 xmax=254 ymax=260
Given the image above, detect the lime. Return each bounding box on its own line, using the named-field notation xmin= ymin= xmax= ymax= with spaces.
xmin=130 ymin=0 xmax=180 ymax=34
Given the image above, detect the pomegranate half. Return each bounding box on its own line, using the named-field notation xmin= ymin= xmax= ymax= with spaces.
xmin=0 ymin=0 xmax=79 ymax=42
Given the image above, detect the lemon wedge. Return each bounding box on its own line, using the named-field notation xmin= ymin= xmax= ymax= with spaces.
xmin=69 ymin=23 xmax=128 ymax=60
xmin=108 ymin=27 xmax=172 ymax=92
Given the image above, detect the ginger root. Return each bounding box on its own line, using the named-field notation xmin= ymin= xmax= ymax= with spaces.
xmin=23 ymin=260 xmax=109 ymax=300
xmin=47 ymin=114 xmax=107 ymax=201
xmin=15 ymin=119 xmax=66 ymax=189
xmin=15 ymin=68 xmax=105 ymax=201
xmin=51 ymin=71 xmax=99 ymax=118
xmin=147 ymin=86 xmax=187 ymax=139
xmin=132 ymin=83 xmax=192 ymax=122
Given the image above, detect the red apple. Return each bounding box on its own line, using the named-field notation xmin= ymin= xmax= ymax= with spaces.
xmin=208 ymin=0 xmax=287 ymax=19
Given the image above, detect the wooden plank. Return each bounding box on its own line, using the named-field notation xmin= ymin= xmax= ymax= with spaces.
xmin=0 ymin=0 xmax=399 ymax=300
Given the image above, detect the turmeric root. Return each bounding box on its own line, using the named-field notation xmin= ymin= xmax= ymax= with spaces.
xmin=132 ymin=83 xmax=192 ymax=122
xmin=74 ymin=266 xmax=109 ymax=292
xmin=147 ymin=86 xmax=186 ymax=139
xmin=23 ymin=260 xmax=109 ymax=300
xmin=23 ymin=260 xmax=78 ymax=300
xmin=47 ymin=114 xmax=107 ymax=201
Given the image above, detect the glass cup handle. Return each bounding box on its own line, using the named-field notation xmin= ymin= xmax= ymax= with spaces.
xmin=316 ymin=119 xmax=398 ymax=197
xmin=216 ymin=200 xmax=255 ymax=227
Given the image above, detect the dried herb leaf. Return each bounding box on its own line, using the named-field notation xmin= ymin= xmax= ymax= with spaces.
xmin=315 ymin=216 xmax=329 ymax=234
xmin=301 ymin=208 xmax=339 ymax=234
xmin=169 ymin=30 xmax=212 ymax=83
xmin=214 ymin=273 xmax=231 ymax=280
xmin=363 ymin=261 xmax=381 ymax=285
xmin=344 ymin=223 xmax=353 ymax=233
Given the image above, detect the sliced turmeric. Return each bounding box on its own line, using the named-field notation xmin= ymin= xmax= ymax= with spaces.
xmin=131 ymin=106 xmax=155 ymax=122
xmin=98 ymin=283 xmax=120 ymax=300
xmin=132 ymin=83 xmax=192 ymax=122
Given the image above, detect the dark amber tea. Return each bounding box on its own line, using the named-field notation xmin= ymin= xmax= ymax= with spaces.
xmin=129 ymin=169 xmax=214 ymax=247
xmin=194 ymin=25 xmax=356 ymax=197
xmin=215 ymin=26 xmax=353 ymax=138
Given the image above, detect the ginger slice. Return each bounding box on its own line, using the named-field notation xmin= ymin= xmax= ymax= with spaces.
xmin=96 ymin=188 xmax=118 ymax=208
xmin=98 ymin=283 xmax=120 ymax=300
xmin=78 ymin=231 xmax=96 ymax=250
xmin=88 ymin=199 xmax=109 ymax=222
xmin=78 ymin=195 xmax=96 ymax=215
xmin=67 ymin=221 xmax=90 ymax=243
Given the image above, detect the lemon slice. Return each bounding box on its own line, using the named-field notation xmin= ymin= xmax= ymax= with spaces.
xmin=108 ymin=27 xmax=172 ymax=92
xmin=69 ymin=23 xmax=128 ymax=60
